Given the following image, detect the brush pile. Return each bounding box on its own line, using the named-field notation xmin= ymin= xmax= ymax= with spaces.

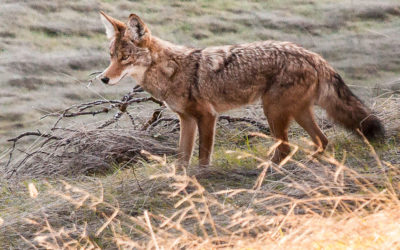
xmin=3 ymin=87 xmax=269 ymax=179
xmin=5 ymin=129 xmax=176 ymax=178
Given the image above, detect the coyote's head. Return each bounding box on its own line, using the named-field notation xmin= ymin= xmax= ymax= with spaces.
xmin=99 ymin=12 xmax=152 ymax=85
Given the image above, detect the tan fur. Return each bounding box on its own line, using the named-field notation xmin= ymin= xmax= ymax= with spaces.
xmin=99 ymin=12 xmax=384 ymax=166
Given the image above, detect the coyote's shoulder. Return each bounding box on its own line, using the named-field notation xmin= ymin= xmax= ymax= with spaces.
xmin=99 ymin=12 xmax=384 ymax=166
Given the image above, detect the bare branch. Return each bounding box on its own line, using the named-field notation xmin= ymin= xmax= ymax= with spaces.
xmin=219 ymin=115 xmax=270 ymax=133
xmin=8 ymin=131 xmax=62 ymax=143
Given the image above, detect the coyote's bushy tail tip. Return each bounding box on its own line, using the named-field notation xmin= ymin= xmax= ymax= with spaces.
xmin=359 ymin=114 xmax=384 ymax=140
xmin=318 ymin=73 xmax=384 ymax=140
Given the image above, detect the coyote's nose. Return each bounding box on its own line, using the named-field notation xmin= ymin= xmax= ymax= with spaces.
xmin=101 ymin=77 xmax=109 ymax=84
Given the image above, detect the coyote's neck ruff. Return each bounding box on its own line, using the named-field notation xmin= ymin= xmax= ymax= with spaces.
xmin=99 ymin=12 xmax=384 ymax=166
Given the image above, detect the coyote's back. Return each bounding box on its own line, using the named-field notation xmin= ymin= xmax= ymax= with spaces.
xmin=194 ymin=40 xmax=383 ymax=139
xmin=193 ymin=41 xmax=324 ymax=111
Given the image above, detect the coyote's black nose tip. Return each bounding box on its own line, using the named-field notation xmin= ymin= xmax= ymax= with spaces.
xmin=101 ymin=77 xmax=109 ymax=84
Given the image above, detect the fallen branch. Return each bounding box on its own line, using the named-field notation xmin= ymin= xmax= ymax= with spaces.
xmin=97 ymin=111 xmax=124 ymax=129
xmin=219 ymin=115 xmax=270 ymax=133
xmin=42 ymin=88 xmax=164 ymax=130
xmin=8 ymin=131 xmax=62 ymax=143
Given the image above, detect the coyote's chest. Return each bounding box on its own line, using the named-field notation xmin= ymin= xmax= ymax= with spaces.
xmin=141 ymin=77 xmax=189 ymax=114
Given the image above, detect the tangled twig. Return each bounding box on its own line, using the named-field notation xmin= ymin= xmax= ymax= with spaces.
xmin=5 ymin=131 xmax=62 ymax=171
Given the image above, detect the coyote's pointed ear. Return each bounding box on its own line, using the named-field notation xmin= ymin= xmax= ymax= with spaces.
xmin=126 ymin=14 xmax=151 ymax=46
xmin=99 ymin=11 xmax=125 ymax=39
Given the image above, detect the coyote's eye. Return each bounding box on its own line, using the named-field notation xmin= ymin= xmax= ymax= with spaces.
xmin=121 ymin=54 xmax=130 ymax=60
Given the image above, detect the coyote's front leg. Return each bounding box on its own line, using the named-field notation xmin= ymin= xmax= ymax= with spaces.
xmin=197 ymin=112 xmax=217 ymax=167
xmin=177 ymin=114 xmax=197 ymax=166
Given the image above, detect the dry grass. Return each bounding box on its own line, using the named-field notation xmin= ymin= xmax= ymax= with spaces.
xmin=1 ymin=133 xmax=399 ymax=249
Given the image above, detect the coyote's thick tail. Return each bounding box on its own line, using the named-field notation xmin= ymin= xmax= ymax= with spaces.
xmin=317 ymin=72 xmax=384 ymax=140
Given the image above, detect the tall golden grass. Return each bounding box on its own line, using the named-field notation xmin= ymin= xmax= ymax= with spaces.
xmin=15 ymin=133 xmax=399 ymax=249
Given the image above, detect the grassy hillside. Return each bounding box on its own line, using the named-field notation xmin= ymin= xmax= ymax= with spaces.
xmin=0 ymin=0 xmax=400 ymax=248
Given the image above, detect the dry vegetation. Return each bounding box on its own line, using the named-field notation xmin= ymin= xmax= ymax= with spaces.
xmin=1 ymin=0 xmax=400 ymax=249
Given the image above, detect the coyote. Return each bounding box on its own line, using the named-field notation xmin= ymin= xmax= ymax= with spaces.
xmin=99 ymin=12 xmax=383 ymax=166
